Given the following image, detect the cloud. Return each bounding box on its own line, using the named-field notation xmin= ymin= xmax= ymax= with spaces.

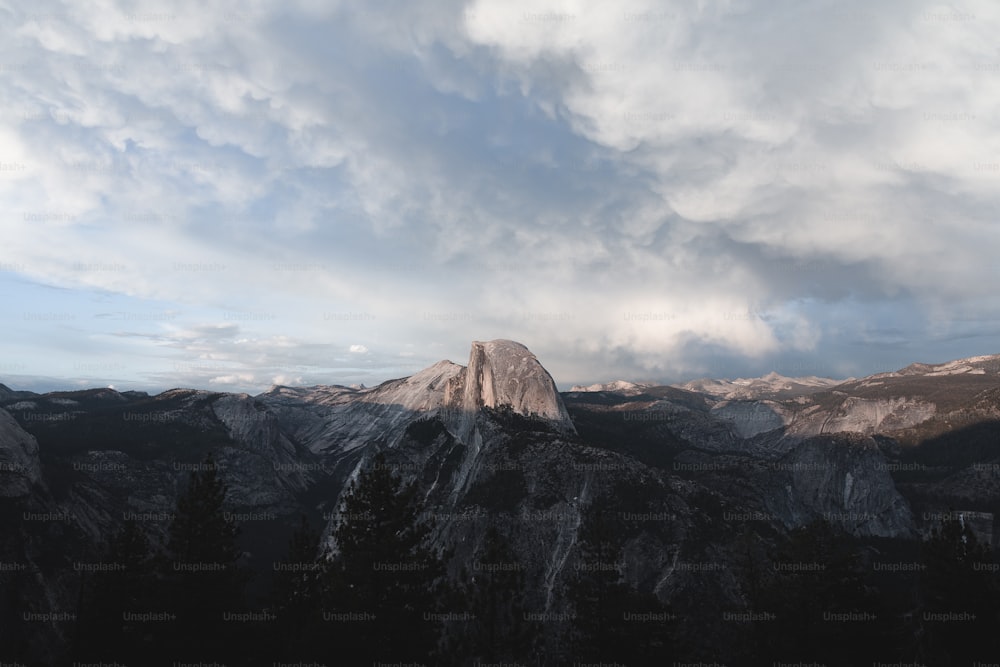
xmin=2 ymin=0 xmax=999 ymax=393
xmin=209 ymin=373 xmax=256 ymax=386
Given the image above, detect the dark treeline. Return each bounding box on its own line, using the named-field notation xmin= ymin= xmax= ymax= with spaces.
xmin=14 ymin=454 xmax=999 ymax=666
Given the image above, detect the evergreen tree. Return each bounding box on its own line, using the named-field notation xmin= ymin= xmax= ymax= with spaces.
xmin=916 ymin=512 xmax=1000 ymax=665
xmin=162 ymin=456 xmax=250 ymax=662
xmin=448 ymin=524 xmax=539 ymax=664
xmin=566 ymin=506 xmax=674 ymax=663
xmin=266 ymin=514 xmax=328 ymax=661
xmin=73 ymin=520 xmax=158 ymax=663
xmin=326 ymin=452 xmax=449 ymax=663
xmin=733 ymin=524 xmax=775 ymax=663
xmin=755 ymin=520 xmax=883 ymax=666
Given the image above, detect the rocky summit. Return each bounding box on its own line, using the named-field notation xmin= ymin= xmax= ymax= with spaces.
xmin=2 ymin=344 xmax=1000 ymax=664
xmin=455 ymin=339 xmax=576 ymax=436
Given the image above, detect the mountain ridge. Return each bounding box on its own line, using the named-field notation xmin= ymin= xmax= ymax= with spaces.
xmin=4 ymin=341 xmax=1000 ymax=663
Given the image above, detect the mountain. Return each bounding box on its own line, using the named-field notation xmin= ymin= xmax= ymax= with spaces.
xmin=887 ymin=353 xmax=1000 ymax=378
xmin=676 ymin=371 xmax=845 ymax=400
xmin=2 ymin=345 xmax=1000 ymax=663
xmin=0 ymin=382 xmax=37 ymax=401
xmin=568 ymin=379 xmax=655 ymax=395
xmin=569 ymin=352 xmax=1000 ymax=542
xmin=460 ymin=339 xmax=575 ymax=432
xmin=259 ymin=339 xmax=574 ymax=456
xmin=677 ymin=354 xmax=1000 ymax=444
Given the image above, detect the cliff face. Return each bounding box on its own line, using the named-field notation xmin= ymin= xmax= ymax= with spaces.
xmin=0 ymin=408 xmax=41 ymax=497
xmin=784 ymin=396 xmax=939 ymax=437
xmin=766 ymin=433 xmax=915 ymax=537
xmin=460 ymin=340 xmax=575 ymax=432
xmin=209 ymin=393 xmax=317 ymax=510
xmin=430 ymin=339 xmax=578 ymax=446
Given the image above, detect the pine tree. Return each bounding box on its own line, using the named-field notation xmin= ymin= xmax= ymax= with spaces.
xmin=162 ymin=456 xmax=250 ymax=662
xmin=267 ymin=514 xmax=328 ymax=661
xmin=917 ymin=512 xmax=1000 ymax=665
xmin=449 ymin=524 xmax=539 ymax=664
xmin=566 ymin=506 xmax=674 ymax=663
xmin=73 ymin=520 xmax=158 ymax=663
xmin=326 ymin=452 xmax=449 ymax=663
xmin=735 ymin=524 xmax=775 ymax=662
xmin=756 ymin=520 xmax=882 ymax=666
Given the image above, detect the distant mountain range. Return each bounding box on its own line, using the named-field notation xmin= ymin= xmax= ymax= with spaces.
xmin=673 ymin=371 xmax=845 ymax=400
xmin=2 ymin=343 xmax=999 ymax=663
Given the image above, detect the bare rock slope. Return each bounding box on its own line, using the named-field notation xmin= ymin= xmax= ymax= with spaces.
xmin=0 ymin=407 xmax=42 ymax=497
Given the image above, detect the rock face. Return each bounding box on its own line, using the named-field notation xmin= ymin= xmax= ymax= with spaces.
xmin=770 ymin=434 xmax=915 ymax=537
xmin=0 ymin=408 xmax=42 ymax=496
xmin=375 ymin=360 xmax=466 ymax=413
xmin=457 ymin=340 xmax=576 ymax=435
xmin=209 ymin=393 xmax=317 ymax=509
xmin=710 ymin=399 xmax=790 ymax=439
xmin=257 ymin=361 xmax=465 ymax=459
xmin=787 ymin=396 xmax=938 ymax=437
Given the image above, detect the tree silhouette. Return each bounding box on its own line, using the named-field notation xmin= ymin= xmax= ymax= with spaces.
xmin=755 ymin=520 xmax=883 ymax=666
xmin=326 ymin=452 xmax=449 ymax=663
xmin=566 ymin=506 xmax=674 ymax=663
xmin=448 ymin=524 xmax=539 ymax=664
xmin=162 ymin=456 xmax=250 ymax=662
xmin=73 ymin=520 xmax=158 ymax=663
xmin=916 ymin=512 xmax=1000 ymax=665
xmin=266 ymin=514 xmax=328 ymax=661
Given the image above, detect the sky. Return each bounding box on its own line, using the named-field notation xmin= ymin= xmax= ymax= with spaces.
xmin=2 ymin=0 xmax=1000 ymax=395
